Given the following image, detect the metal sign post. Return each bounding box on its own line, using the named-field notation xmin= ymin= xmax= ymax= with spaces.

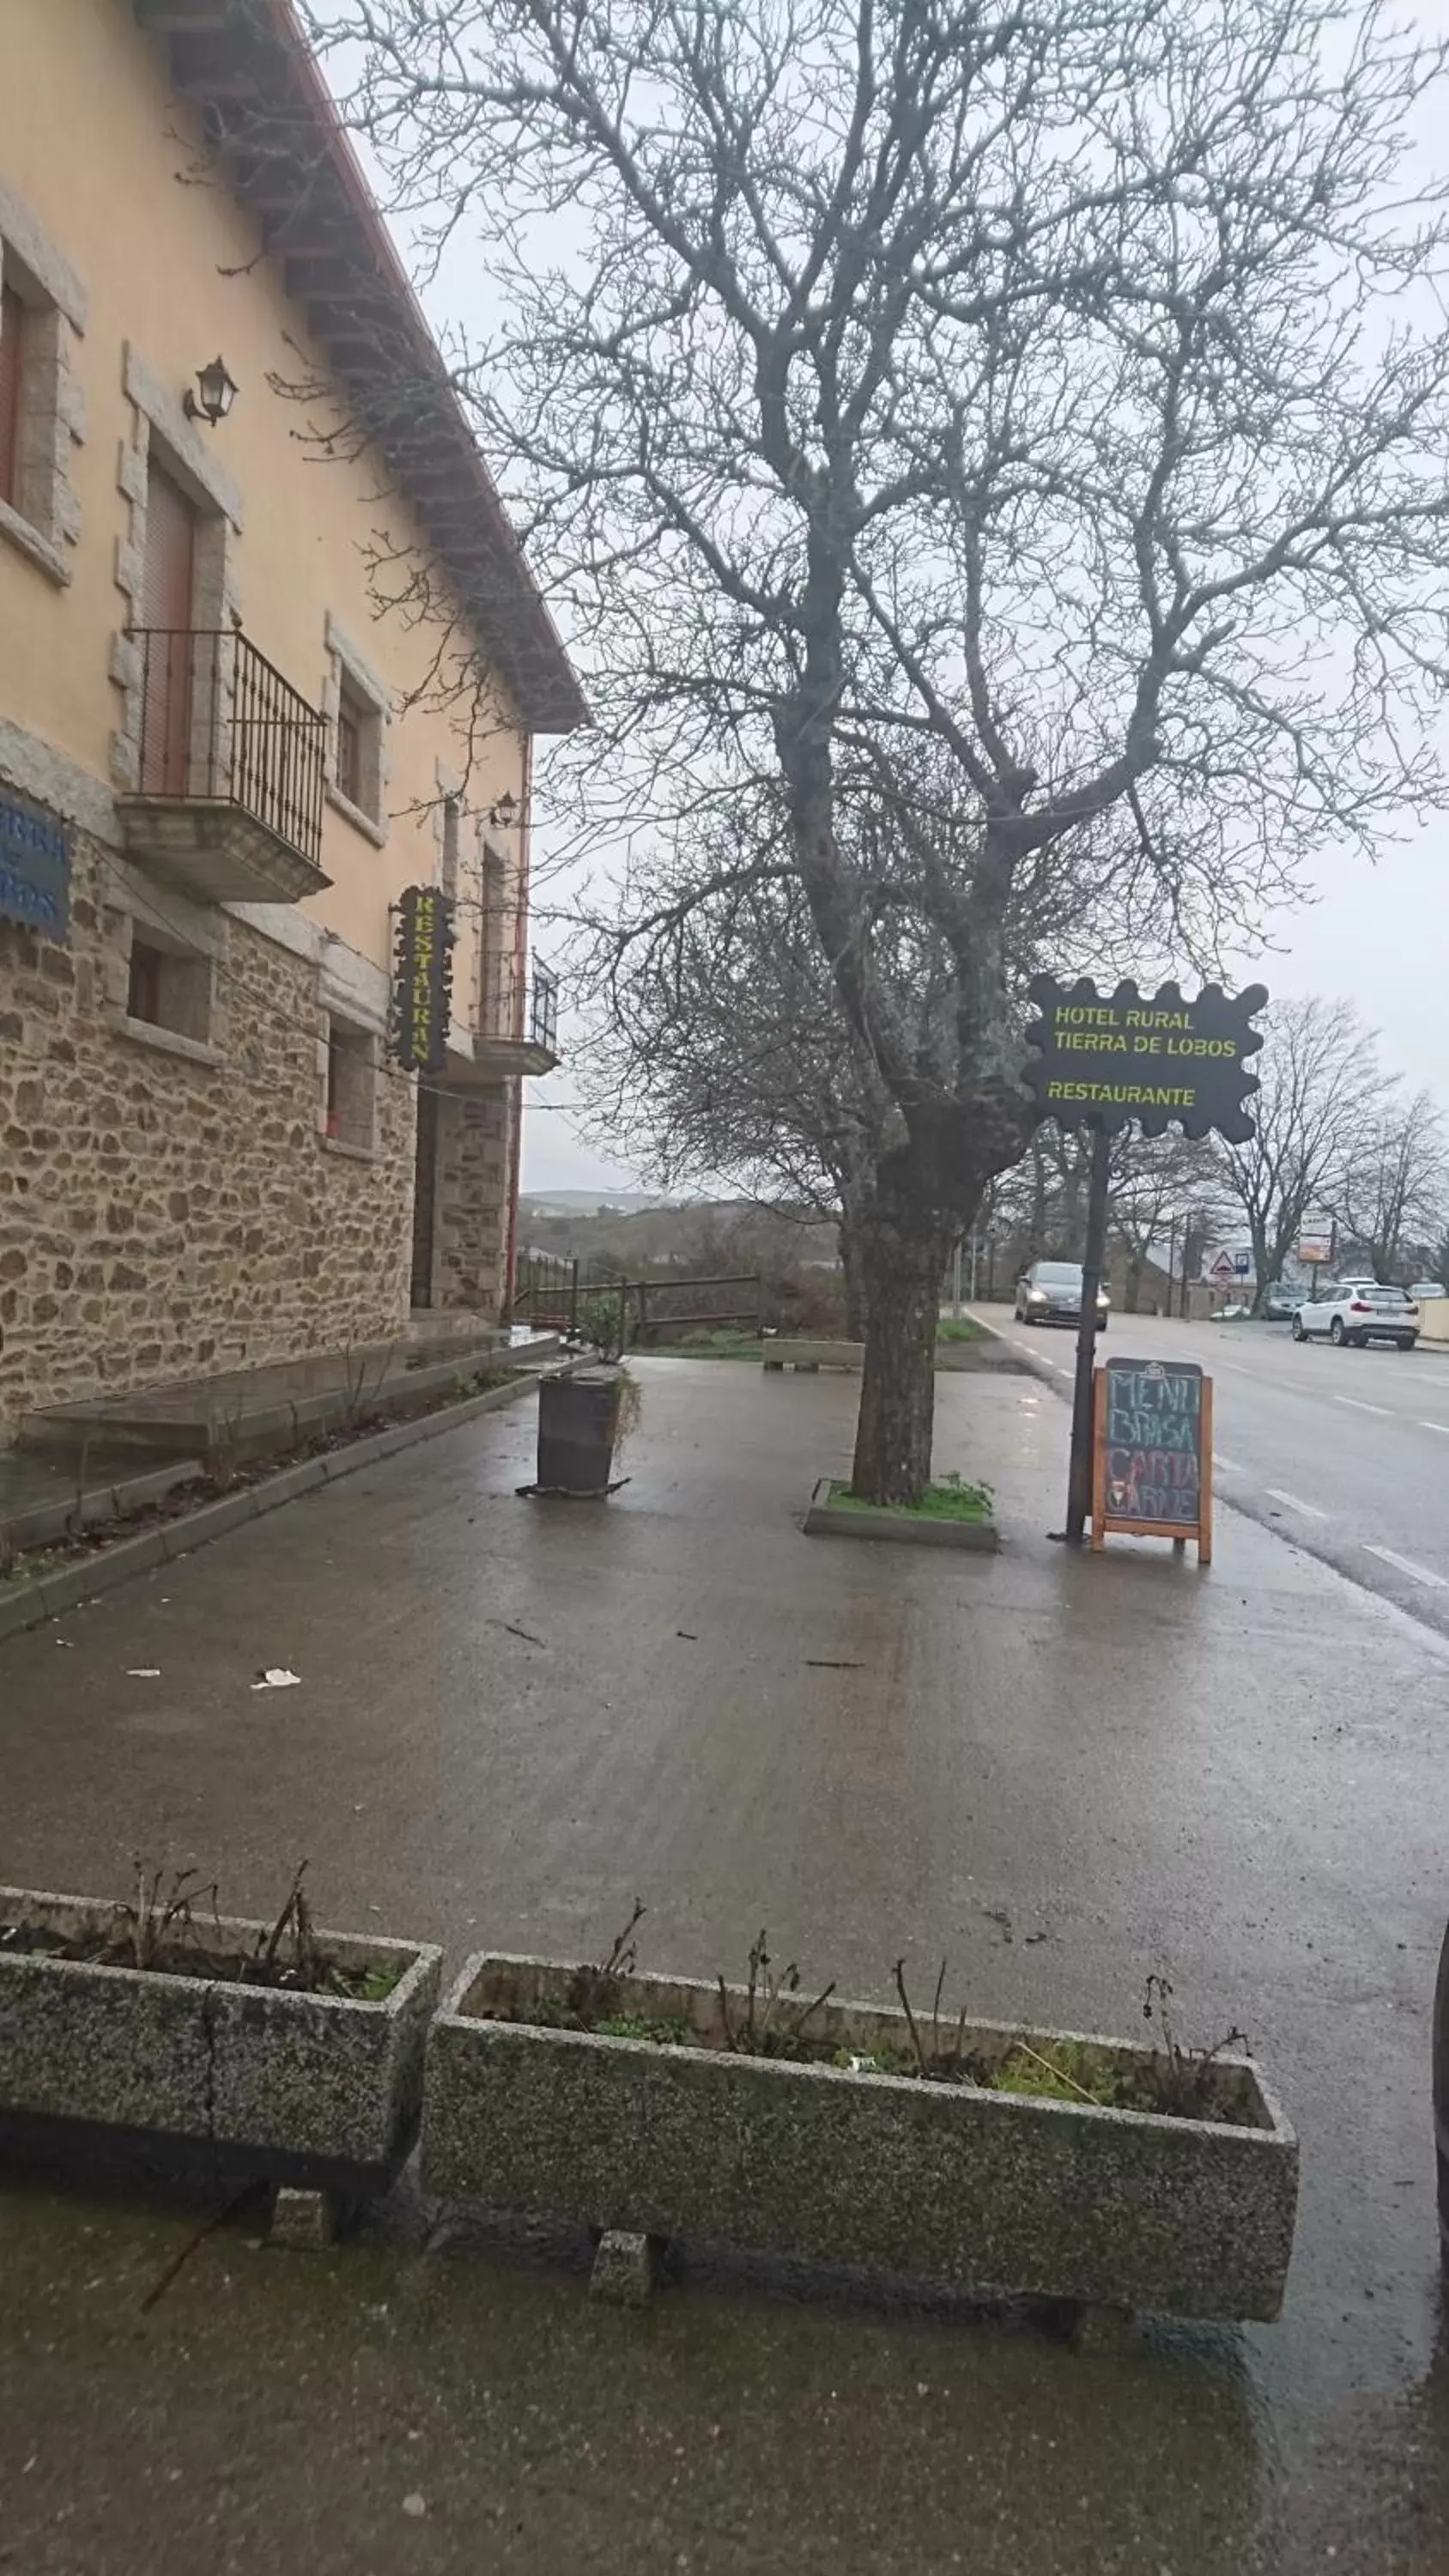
xmin=1064 ymin=1123 xmax=1111 ymax=1544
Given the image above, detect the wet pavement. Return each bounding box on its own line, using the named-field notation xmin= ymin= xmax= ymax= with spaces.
xmin=1 ymin=1359 xmax=1447 ymax=2571
xmin=979 ymin=1301 xmax=1449 ymax=1638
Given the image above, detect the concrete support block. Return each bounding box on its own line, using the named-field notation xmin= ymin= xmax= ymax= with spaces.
xmin=270 ymin=2186 xmax=349 ymax=2251
xmin=589 ymin=2229 xmax=658 ymax=2308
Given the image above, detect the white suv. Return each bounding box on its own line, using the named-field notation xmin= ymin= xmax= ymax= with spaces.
xmin=1291 ymin=1280 xmax=1420 ymax=1351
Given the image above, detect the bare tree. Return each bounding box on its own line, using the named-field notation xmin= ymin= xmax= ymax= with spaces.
xmin=1336 ymin=1089 xmax=1447 ymax=1282
xmin=990 ymin=1122 xmax=1207 ymax=1308
xmin=586 ymin=756 xmax=1113 ymax=1334
xmin=584 ymin=810 xmax=885 ymax=1330
xmin=312 ymin=0 xmax=1449 ymax=1498
xmin=1213 ymin=997 xmax=1379 ymax=1306
xmin=1106 ymin=1133 xmax=1205 ymax=1315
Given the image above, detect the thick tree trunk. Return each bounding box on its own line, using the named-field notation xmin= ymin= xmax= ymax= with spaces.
xmin=839 ymin=1211 xmax=868 ymax=1342
xmin=1124 ymin=1254 xmax=1142 ymax=1314
xmin=1249 ymin=1222 xmax=1273 ymax=1315
xmin=851 ymin=1202 xmax=951 ymax=1505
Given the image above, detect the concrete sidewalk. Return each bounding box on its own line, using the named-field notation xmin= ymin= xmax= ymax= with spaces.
xmin=1 ymin=1359 xmax=1446 ymax=2572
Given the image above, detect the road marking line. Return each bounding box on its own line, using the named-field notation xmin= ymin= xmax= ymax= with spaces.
xmin=1212 ymin=1454 xmax=1242 ymax=1473
xmin=1362 ymin=1544 xmax=1449 ymax=1591
xmin=1265 ymin=1488 xmax=1330 ymax=1520
xmin=1420 ymin=1421 xmax=1449 ymax=1435
xmin=1335 ymin=1396 xmax=1391 ymax=1417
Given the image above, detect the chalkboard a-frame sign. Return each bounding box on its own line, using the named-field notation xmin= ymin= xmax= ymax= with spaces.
xmin=1091 ymin=1358 xmax=1213 ymax=1565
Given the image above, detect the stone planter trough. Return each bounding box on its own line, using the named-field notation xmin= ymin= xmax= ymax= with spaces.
xmin=0 ymin=1887 xmax=441 ymax=2198
xmin=423 ymin=1956 xmax=1298 ymax=2324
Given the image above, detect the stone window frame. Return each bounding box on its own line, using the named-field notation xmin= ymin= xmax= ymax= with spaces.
xmin=100 ymin=859 xmax=225 ymax=1070
xmin=0 ymin=177 xmax=87 ymax=588
xmin=434 ymin=760 xmax=464 ymax=901
xmin=320 ymin=1015 xmax=380 ymax=1159
xmin=110 ymin=345 xmax=245 ymax=799
xmin=478 ymin=829 xmax=513 ymax=1041
xmin=318 ymin=944 xmax=386 ymax=1160
xmin=322 ymin=613 xmax=391 ymax=848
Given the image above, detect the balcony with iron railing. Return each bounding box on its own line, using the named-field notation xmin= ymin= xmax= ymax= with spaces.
xmin=462 ymin=951 xmax=561 ymax=1078
xmin=117 ymin=628 xmax=330 ymax=904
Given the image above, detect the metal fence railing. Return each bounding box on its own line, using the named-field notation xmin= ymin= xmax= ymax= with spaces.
xmin=509 ymin=1261 xmax=762 ymax=1352
xmin=131 ymin=627 xmax=326 ymax=867
xmin=480 ymin=952 xmax=559 ymax=1056
xmin=511 ymin=1252 xmax=580 ymax=1338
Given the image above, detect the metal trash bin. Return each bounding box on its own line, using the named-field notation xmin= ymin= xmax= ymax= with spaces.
xmin=536 ymin=1368 xmax=619 ymax=1493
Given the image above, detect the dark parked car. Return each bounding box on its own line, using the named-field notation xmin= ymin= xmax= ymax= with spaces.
xmin=1263 ymin=1282 xmax=1299 ymax=1321
xmin=1014 ymin=1261 xmax=1109 ymax=1330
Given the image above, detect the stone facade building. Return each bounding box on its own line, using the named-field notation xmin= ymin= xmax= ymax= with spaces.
xmin=0 ymin=0 xmax=584 ymax=1444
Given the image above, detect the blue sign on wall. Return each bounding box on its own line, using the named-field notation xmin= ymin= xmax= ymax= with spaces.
xmin=0 ymin=783 xmax=71 ymax=944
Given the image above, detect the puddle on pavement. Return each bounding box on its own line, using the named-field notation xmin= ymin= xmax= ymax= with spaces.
xmin=2 ymin=2172 xmax=1447 ymax=2573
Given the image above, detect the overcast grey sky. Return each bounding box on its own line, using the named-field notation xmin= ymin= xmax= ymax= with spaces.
xmin=337 ymin=9 xmax=1449 ymax=1201
xmin=518 ymin=826 xmax=1446 ymax=1198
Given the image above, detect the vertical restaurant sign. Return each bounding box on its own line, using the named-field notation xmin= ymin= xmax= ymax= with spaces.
xmin=390 ymin=884 xmax=455 ymax=1073
xmin=1091 ymin=1356 xmax=1212 ymax=1564
xmin=0 ymin=782 xmax=71 ymax=943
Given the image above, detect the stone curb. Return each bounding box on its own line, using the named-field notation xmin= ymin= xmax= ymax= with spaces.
xmin=0 ymin=1372 xmax=546 ymax=1644
xmin=0 ymin=1456 xmax=207 ymax=1555
xmin=19 ymin=1335 xmax=563 ymax=1466
xmin=963 ymin=1310 xmax=1063 ymax=1394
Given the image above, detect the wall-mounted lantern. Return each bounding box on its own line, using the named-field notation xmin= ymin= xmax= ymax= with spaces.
xmin=183 ymin=355 xmax=239 ymax=428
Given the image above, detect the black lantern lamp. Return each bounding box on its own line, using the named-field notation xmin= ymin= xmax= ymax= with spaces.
xmin=183 ymin=355 xmax=239 ymax=428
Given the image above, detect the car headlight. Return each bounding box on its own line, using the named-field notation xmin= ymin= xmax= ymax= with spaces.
xmin=1027 ymin=1289 xmax=1047 ymax=1303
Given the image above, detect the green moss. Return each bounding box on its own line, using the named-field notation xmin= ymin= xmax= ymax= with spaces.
xmin=594 ymin=2011 xmax=694 ymax=2044
xmin=328 ymin=1959 xmax=407 ymax=2003
xmin=827 ymin=1472 xmax=993 ymax=1522
xmin=989 ymin=2039 xmax=1123 ymax=2107
xmin=935 ymin=1316 xmax=986 ymax=1344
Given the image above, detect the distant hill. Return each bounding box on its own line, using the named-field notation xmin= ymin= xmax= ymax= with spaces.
xmin=518 ymin=1194 xmax=842 ymax=1277
xmin=518 ymin=1189 xmax=677 ymax=1219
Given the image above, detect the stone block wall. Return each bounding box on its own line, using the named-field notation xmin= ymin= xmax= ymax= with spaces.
xmin=0 ymin=829 xmax=415 ymax=1437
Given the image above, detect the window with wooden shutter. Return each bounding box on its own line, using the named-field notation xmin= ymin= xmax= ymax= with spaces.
xmin=139 ymin=460 xmax=199 ymax=796
xmin=324 ymin=620 xmax=389 ymax=838
xmin=0 ymin=284 xmax=27 ymax=511
xmin=335 ymin=684 xmax=363 ymax=808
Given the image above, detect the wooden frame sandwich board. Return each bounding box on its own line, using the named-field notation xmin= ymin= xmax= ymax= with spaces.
xmin=1091 ymin=1357 xmax=1213 ymax=1565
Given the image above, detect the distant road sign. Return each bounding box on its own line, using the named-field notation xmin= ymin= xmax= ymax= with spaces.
xmin=1203 ymin=1246 xmax=1252 ymax=1284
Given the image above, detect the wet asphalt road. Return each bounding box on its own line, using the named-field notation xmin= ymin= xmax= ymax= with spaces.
xmin=979 ymin=1304 xmax=1449 ymax=1642
xmin=0 ymin=1358 xmax=1447 ymax=2572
